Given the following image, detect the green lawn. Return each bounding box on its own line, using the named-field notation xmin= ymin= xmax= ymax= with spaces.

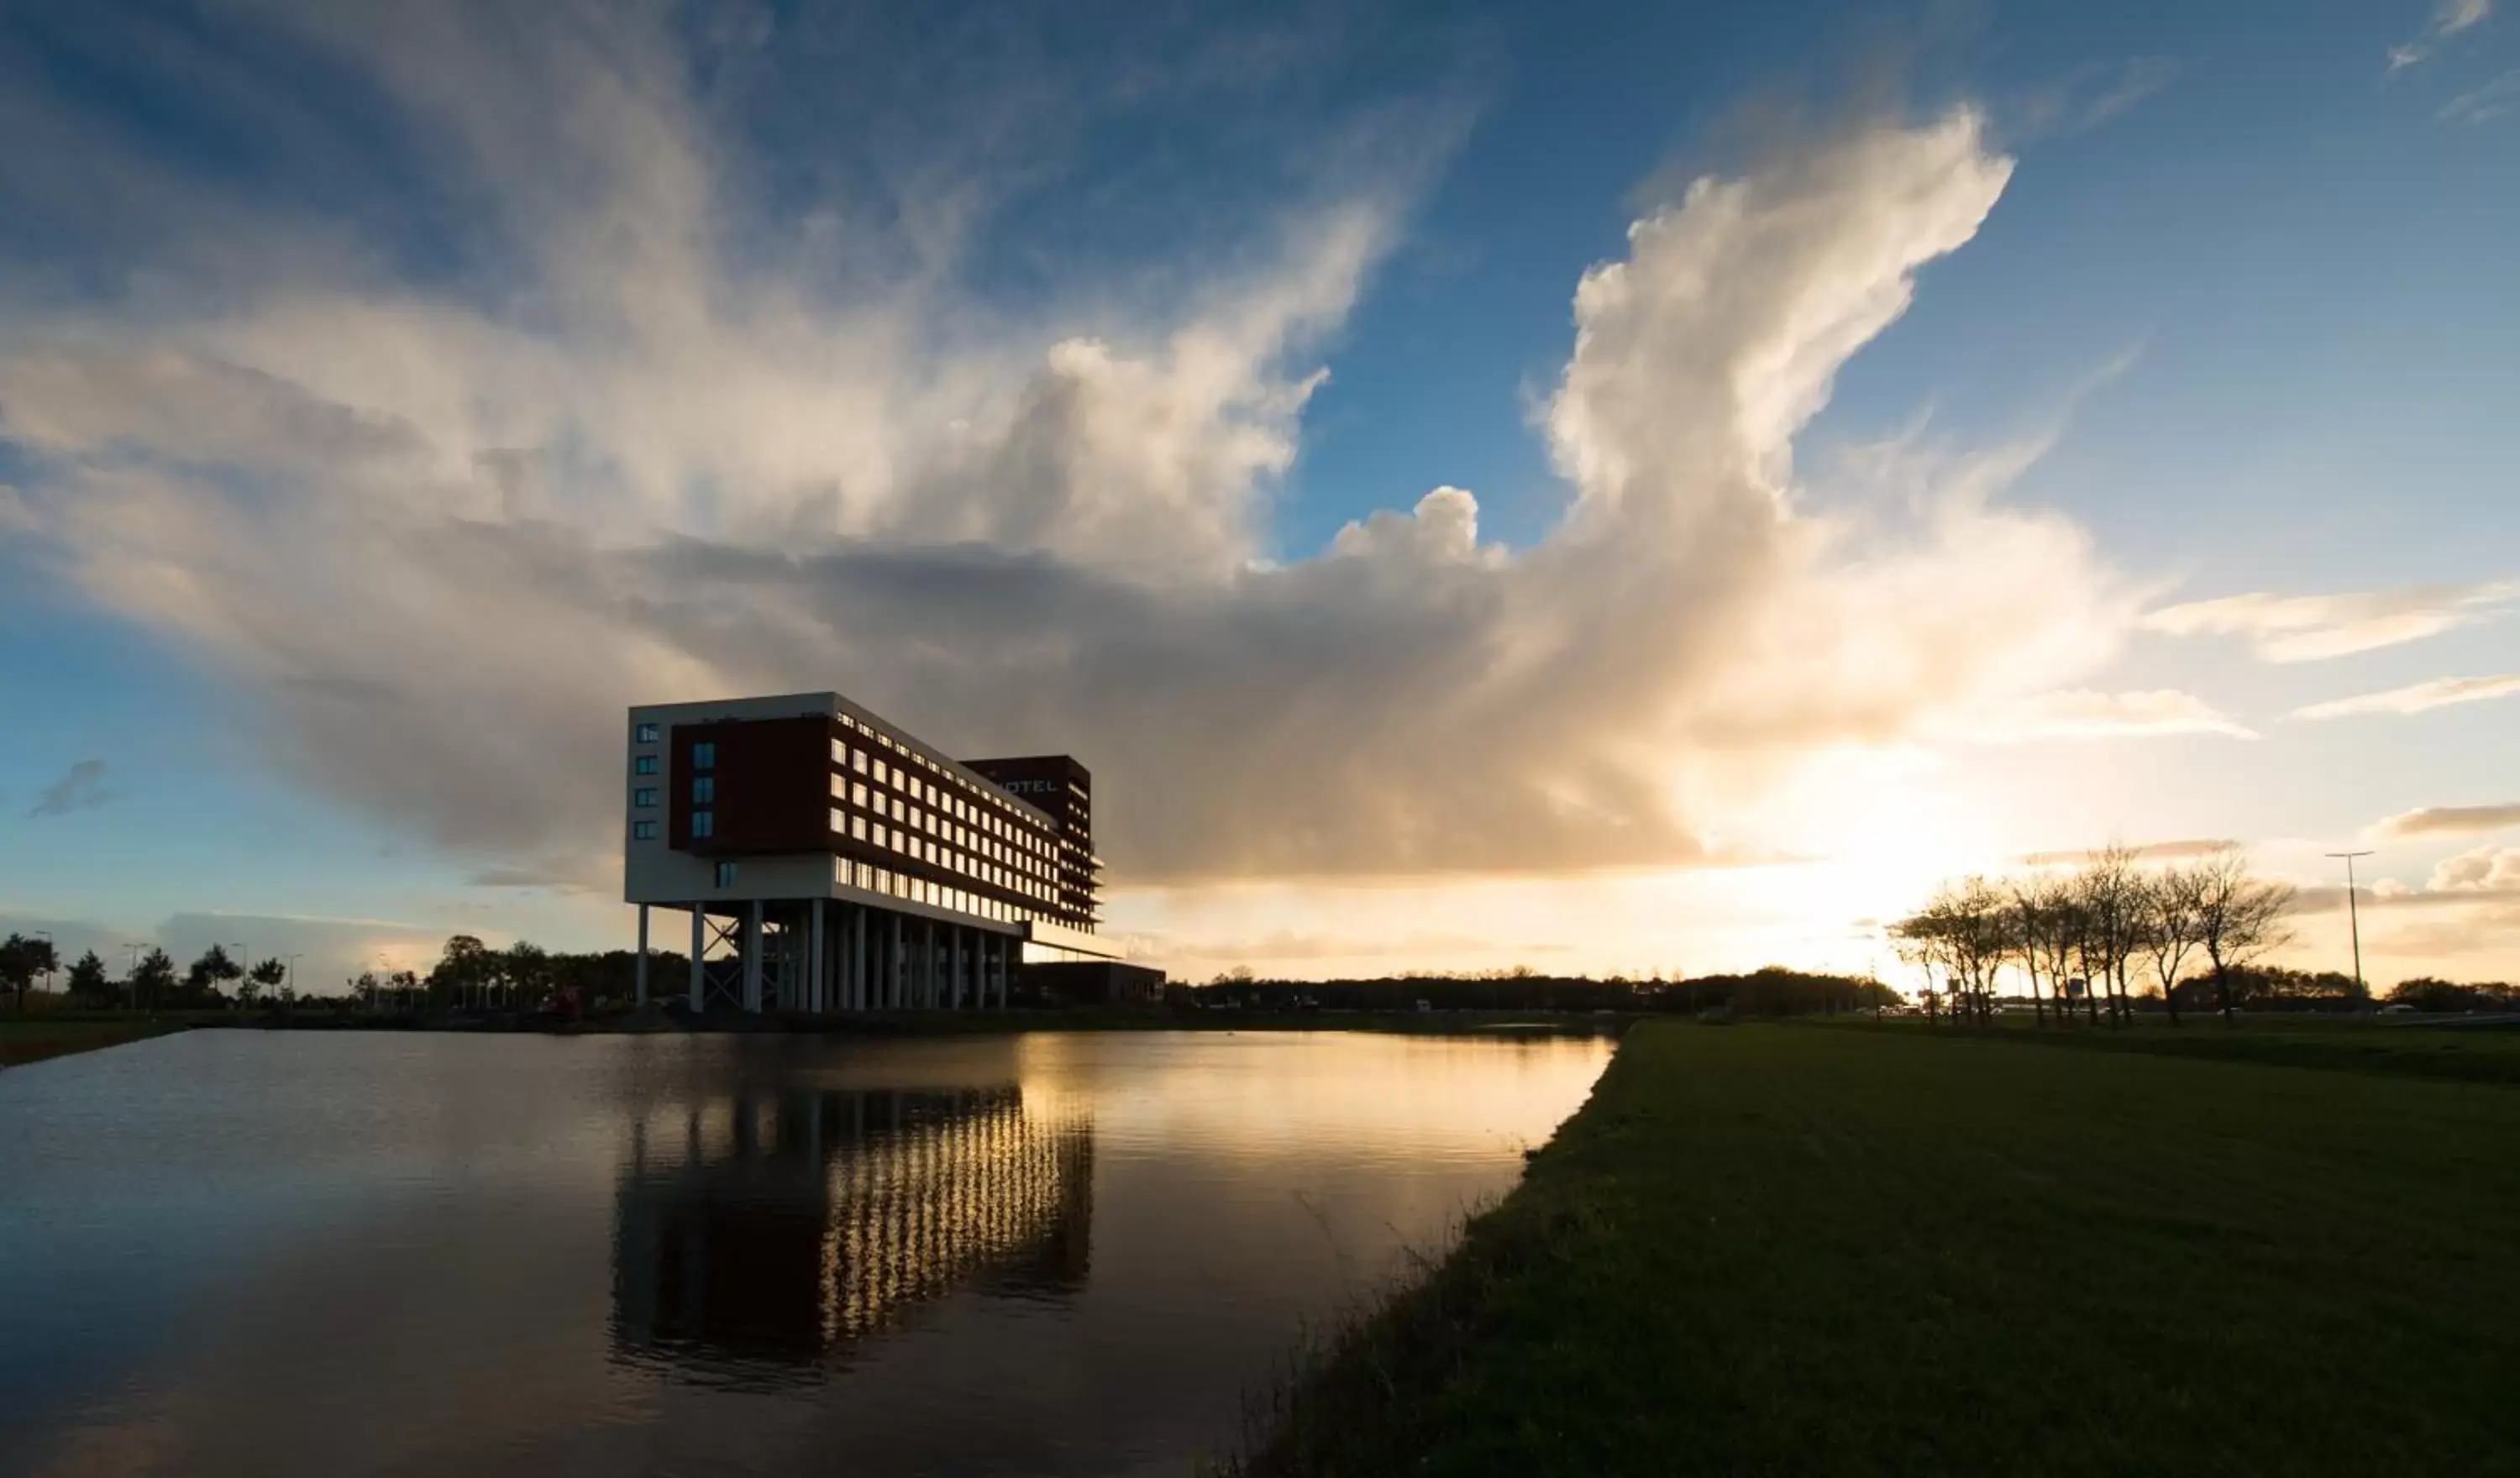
xmin=0 ymin=1018 xmax=186 ymax=1068
xmin=1883 ymin=1013 xmax=2520 ymax=1088
xmin=1240 ymin=1020 xmax=2520 ymax=1477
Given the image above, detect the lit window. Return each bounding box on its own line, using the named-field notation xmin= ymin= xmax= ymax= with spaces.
xmin=633 ymin=755 xmax=658 ymax=776
xmin=831 ymin=807 xmax=845 ymax=834
xmin=635 ymin=722 xmax=660 ymax=744
xmin=714 ymin=861 xmax=738 ymax=887
xmin=633 ymin=820 xmax=658 ymax=841
xmin=633 ymin=788 xmax=658 ymax=809
xmin=832 ymin=773 xmax=847 ymax=800
xmin=852 ymin=781 xmax=866 ymax=806
xmin=692 ymin=742 xmax=717 ymax=770
xmin=692 ymin=776 xmax=715 ymax=804
xmin=852 ymin=816 xmax=866 ymax=841
xmin=692 ymin=811 xmax=715 ymax=838
xmin=853 ymin=750 xmax=867 ymax=773
xmin=832 ymin=739 xmax=848 ymax=766
xmin=874 ymin=759 xmax=889 ymax=784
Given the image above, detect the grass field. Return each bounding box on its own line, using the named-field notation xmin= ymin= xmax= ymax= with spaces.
xmin=1238 ymin=1020 xmax=2520 ymax=1477
xmin=0 ymin=1018 xmax=186 ymax=1068
xmin=1866 ymin=1014 xmax=2520 ymax=1088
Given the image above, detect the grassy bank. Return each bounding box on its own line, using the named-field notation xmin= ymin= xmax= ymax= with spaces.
xmin=0 ymin=1018 xmax=186 ymax=1068
xmin=1238 ymin=1020 xmax=2520 ymax=1476
xmin=1891 ymin=1014 xmax=2520 ymax=1088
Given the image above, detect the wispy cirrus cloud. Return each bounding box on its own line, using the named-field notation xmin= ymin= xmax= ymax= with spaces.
xmin=2441 ymin=69 xmax=2520 ymax=123
xmin=2373 ymin=803 xmax=2520 ymax=840
xmin=2141 ymin=579 xmax=2517 ymax=662
xmin=2391 ymin=0 xmax=2494 ymax=70
xmin=2019 ymin=837 xmax=2239 ymax=866
xmin=2292 ymin=674 xmax=2520 ymax=721
xmin=1971 ymin=689 xmax=2255 ymax=742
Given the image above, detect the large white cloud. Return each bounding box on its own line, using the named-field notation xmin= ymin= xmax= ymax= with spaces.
xmin=0 ymin=3 xmax=2134 ymax=890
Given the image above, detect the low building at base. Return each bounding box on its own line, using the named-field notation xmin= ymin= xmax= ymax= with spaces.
xmin=622 ymin=691 xmax=1153 ymax=1012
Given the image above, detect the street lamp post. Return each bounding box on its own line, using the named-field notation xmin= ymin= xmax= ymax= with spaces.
xmin=284 ymin=953 xmax=303 ymax=1000
xmin=2326 ymin=851 xmax=2375 ymax=1004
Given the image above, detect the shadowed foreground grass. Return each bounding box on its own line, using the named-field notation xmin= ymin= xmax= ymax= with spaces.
xmin=0 ymin=1018 xmax=186 ymax=1068
xmin=1882 ymin=1013 xmax=2520 ymax=1088
xmin=1236 ymin=1021 xmax=2520 ymax=1477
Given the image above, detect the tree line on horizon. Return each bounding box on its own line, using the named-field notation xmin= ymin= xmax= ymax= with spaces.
xmin=0 ymin=933 xmax=678 ymax=1015
xmin=1190 ymin=965 xmax=1899 ymax=1018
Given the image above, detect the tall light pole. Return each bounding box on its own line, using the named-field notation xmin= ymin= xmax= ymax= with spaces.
xmin=285 ymin=953 xmax=303 ymax=999
xmin=2327 ymin=851 xmax=2374 ymax=1003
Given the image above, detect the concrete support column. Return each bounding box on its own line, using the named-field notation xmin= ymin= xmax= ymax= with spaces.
xmin=849 ymin=906 xmax=865 ymax=1012
xmin=635 ymin=904 xmax=649 ymax=1007
xmin=997 ymin=933 xmax=1011 ymax=1009
xmin=890 ymin=913 xmax=903 ymax=1010
xmin=809 ymin=899 xmax=827 ymax=1014
xmin=743 ymin=900 xmax=764 ymax=1013
xmin=688 ymin=905 xmax=705 ymax=1013
xmin=950 ymin=927 xmax=965 ymax=1009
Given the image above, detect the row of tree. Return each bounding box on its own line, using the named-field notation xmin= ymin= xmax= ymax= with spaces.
xmin=1891 ymin=846 xmax=2297 ymax=1026
xmin=1893 ymin=847 xmax=2294 ymax=1026
xmin=1189 ymin=966 xmax=1899 ymax=1018
xmin=0 ymin=933 xmax=684 ymax=1016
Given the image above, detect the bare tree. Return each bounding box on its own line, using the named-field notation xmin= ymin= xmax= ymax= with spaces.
xmin=2139 ymin=862 xmax=2208 ymax=1026
xmin=2194 ymin=851 xmax=2295 ymax=1025
xmin=2077 ymin=844 xmax=2145 ymax=1027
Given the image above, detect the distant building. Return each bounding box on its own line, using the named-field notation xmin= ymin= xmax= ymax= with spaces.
xmin=623 ymin=691 xmax=1132 ymax=1012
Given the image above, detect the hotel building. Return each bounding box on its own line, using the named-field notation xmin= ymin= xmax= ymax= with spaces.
xmin=623 ymin=692 xmax=1125 ymax=1012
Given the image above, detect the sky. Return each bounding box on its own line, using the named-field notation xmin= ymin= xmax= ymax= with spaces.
xmin=0 ymin=0 xmax=2514 ymax=993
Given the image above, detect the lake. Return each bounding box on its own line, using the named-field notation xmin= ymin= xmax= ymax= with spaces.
xmin=0 ymin=1029 xmax=1613 ymax=1476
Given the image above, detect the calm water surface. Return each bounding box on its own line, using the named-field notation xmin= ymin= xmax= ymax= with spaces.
xmin=0 ymin=1030 xmax=1612 ymax=1476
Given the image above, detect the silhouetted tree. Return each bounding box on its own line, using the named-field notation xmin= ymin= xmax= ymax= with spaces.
xmin=2139 ymin=862 xmax=2210 ymax=1026
xmin=2076 ymin=843 xmax=2144 ymax=1026
xmin=181 ymin=945 xmax=244 ymax=1007
xmin=2193 ymin=851 xmax=2295 ymax=1025
xmin=0 ymin=933 xmax=59 ymax=1012
xmin=65 ymin=950 xmax=113 ymax=1006
xmin=246 ymin=957 xmax=287 ymax=1005
xmin=129 ymin=948 xmax=176 ymax=1010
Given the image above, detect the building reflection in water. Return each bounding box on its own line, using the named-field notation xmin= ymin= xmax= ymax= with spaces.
xmin=611 ymin=1085 xmax=1093 ymax=1385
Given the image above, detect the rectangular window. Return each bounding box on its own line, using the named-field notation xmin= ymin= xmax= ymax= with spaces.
xmin=633 ymin=820 xmax=658 ymax=841
xmin=874 ymin=759 xmax=889 ymax=784
xmin=832 ymin=807 xmax=845 ymax=834
xmin=832 ymin=773 xmax=847 ymax=800
xmin=633 ymin=754 xmax=658 ymax=776
xmin=692 ymin=811 xmax=715 ymax=838
xmin=692 ymin=742 xmax=717 ymax=770
xmin=851 ymin=781 xmax=866 ymax=806
xmin=853 ymin=749 xmax=868 ymax=773
xmin=714 ymin=861 xmax=738 ymax=887
xmin=852 ymin=816 xmax=866 ymax=841
xmin=692 ymin=776 xmax=715 ymax=804
xmin=635 ymin=722 xmax=660 ymax=744
xmin=633 ymin=788 xmax=658 ymax=809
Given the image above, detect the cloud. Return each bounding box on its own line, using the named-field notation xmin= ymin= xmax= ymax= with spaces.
xmin=2373 ymin=804 xmax=2520 ymax=839
xmin=25 ymin=758 xmax=114 ymax=819
xmin=2431 ymin=846 xmax=2520 ymax=892
xmin=2291 ymin=674 xmax=2520 ymax=721
xmin=2140 ymin=579 xmax=2517 ymax=662
xmin=2391 ymin=0 xmax=2494 ymax=69
xmin=0 ymin=4 xmax=2135 ymax=888
xmin=2019 ymin=838 xmax=2239 ymax=866
xmin=2441 ymin=69 xmax=2520 ymax=122
xmin=1970 ymin=689 xmax=2255 ymax=742
xmin=2013 ymin=56 xmax=2183 ymax=139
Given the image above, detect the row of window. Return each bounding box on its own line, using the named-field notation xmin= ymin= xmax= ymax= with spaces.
xmin=828 ymin=808 xmax=1062 ymax=906
xmin=834 ymin=858 xmax=1055 ymax=926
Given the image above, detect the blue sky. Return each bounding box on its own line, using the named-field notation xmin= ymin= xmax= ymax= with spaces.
xmin=2 ymin=0 xmax=2514 ymax=987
